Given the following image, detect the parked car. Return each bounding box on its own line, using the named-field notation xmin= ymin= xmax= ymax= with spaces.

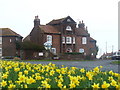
xmin=112 ymin=51 xmax=120 ymax=60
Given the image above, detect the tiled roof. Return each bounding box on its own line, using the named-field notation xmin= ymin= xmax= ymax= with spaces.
xmin=0 ymin=28 xmax=23 ymax=37
xmin=89 ymin=37 xmax=96 ymax=42
xmin=75 ymin=28 xmax=89 ymax=36
xmin=47 ymin=17 xmax=66 ymax=25
xmin=39 ymin=25 xmax=61 ymax=34
xmin=23 ymin=35 xmax=30 ymax=41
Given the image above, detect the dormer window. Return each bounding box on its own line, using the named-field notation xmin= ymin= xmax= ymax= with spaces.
xmin=66 ymin=26 xmax=72 ymax=31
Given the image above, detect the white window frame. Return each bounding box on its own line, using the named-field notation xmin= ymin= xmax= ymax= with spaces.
xmin=66 ymin=37 xmax=72 ymax=44
xmin=82 ymin=37 xmax=87 ymax=44
xmin=62 ymin=37 xmax=65 ymax=43
xmin=47 ymin=35 xmax=52 ymax=43
xmin=16 ymin=37 xmax=19 ymax=41
xmin=66 ymin=26 xmax=72 ymax=31
xmin=79 ymin=48 xmax=84 ymax=53
xmin=73 ymin=37 xmax=75 ymax=44
xmin=0 ymin=48 xmax=2 ymax=56
xmin=67 ymin=19 xmax=71 ymax=22
xmin=10 ymin=39 xmax=12 ymax=42
xmin=0 ymin=37 xmax=2 ymax=44
xmin=66 ymin=48 xmax=72 ymax=52
xmin=51 ymin=48 xmax=56 ymax=54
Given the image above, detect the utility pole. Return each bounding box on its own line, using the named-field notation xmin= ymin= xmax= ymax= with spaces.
xmin=112 ymin=45 xmax=114 ymax=53
xmin=106 ymin=42 xmax=107 ymax=54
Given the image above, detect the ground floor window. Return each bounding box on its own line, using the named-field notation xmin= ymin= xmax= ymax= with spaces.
xmin=66 ymin=48 xmax=72 ymax=52
xmin=0 ymin=48 xmax=2 ymax=56
xmin=79 ymin=48 xmax=84 ymax=53
xmin=51 ymin=48 xmax=56 ymax=54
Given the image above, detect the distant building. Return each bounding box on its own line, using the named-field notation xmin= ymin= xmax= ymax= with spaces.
xmin=100 ymin=53 xmax=113 ymax=60
xmin=0 ymin=28 xmax=23 ymax=58
xmin=24 ymin=16 xmax=98 ymax=59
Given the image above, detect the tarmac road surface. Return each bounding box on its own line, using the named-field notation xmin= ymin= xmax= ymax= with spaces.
xmin=24 ymin=60 xmax=119 ymax=73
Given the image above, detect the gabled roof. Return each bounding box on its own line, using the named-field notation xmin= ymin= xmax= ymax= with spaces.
xmin=47 ymin=16 xmax=76 ymax=25
xmin=39 ymin=25 xmax=61 ymax=34
xmin=75 ymin=28 xmax=89 ymax=36
xmin=0 ymin=28 xmax=23 ymax=37
xmin=47 ymin=18 xmax=66 ymax=25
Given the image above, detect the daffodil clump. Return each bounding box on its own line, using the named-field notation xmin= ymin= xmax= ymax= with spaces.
xmin=0 ymin=60 xmax=120 ymax=89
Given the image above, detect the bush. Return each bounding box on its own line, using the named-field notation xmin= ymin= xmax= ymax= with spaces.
xmin=64 ymin=52 xmax=83 ymax=55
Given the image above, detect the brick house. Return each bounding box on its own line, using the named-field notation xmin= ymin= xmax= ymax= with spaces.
xmin=0 ymin=28 xmax=23 ymax=58
xmin=24 ymin=16 xmax=98 ymax=59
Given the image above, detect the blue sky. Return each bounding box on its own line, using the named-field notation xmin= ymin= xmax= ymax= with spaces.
xmin=0 ymin=0 xmax=119 ymax=57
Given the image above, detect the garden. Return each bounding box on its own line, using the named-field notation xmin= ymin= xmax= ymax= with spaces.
xmin=0 ymin=60 xmax=120 ymax=89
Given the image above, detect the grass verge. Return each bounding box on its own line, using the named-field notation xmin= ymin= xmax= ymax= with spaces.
xmin=111 ymin=60 xmax=120 ymax=64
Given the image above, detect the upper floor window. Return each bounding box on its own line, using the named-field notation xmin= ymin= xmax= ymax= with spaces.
xmin=10 ymin=39 xmax=12 ymax=43
xmin=0 ymin=37 xmax=2 ymax=44
xmin=47 ymin=35 xmax=52 ymax=43
xmin=82 ymin=37 xmax=87 ymax=44
xmin=67 ymin=19 xmax=71 ymax=22
xmin=73 ymin=37 xmax=75 ymax=44
xmin=66 ymin=37 xmax=72 ymax=44
xmin=16 ymin=37 xmax=19 ymax=41
xmin=62 ymin=37 xmax=65 ymax=43
xmin=66 ymin=26 xmax=72 ymax=31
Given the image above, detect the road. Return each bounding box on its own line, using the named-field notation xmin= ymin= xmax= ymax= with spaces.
xmin=24 ymin=60 xmax=119 ymax=73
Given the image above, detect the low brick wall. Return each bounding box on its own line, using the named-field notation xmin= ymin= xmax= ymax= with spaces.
xmin=59 ymin=54 xmax=84 ymax=60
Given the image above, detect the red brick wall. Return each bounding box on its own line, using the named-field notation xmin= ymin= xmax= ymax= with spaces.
xmin=2 ymin=36 xmax=22 ymax=57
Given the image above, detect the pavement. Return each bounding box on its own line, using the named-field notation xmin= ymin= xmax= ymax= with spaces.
xmin=24 ymin=60 xmax=119 ymax=73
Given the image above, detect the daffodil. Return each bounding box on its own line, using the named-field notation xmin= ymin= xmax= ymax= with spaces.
xmin=2 ymin=73 xmax=8 ymax=79
xmin=93 ymin=67 xmax=100 ymax=73
xmin=35 ymin=76 xmax=42 ymax=80
xmin=24 ymin=70 xmax=28 ymax=75
xmin=69 ymin=82 xmax=76 ymax=88
xmin=50 ymin=70 xmax=55 ymax=76
xmin=110 ymin=80 xmax=117 ymax=86
xmin=8 ymin=84 xmax=16 ymax=88
xmin=80 ymin=68 xmax=85 ymax=73
xmin=57 ymin=82 xmax=63 ymax=88
xmin=26 ymin=77 xmax=36 ymax=84
xmin=18 ymin=75 xmax=26 ymax=83
xmin=101 ymin=81 xmax=110 ymax=89
xmin=1 ymin=80 xmax=7 ymax=87
xmin=92 ymin=83 xmax=100 ymax=89
xmin=14 ymin=68 xmax=20 ymax=72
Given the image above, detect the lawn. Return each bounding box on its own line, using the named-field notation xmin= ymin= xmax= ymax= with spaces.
xmin=111 ymin=61 xmax=120 ymax=64
xmin=1 ymin=60 xmax=119 ymax=89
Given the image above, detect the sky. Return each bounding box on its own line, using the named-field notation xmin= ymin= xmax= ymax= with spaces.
xmin=0 ymin=0 xmax=119 ymax=58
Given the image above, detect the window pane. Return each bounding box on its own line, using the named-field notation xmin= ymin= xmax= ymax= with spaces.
xmin=62 ymin=37 xmax=65 ymax=43
xmin=47 ymin=35 xmax=52 ymax=42
xmin=79 ymin=48 xmax=84 ymax=53
xmin=66 ymin=26 xmax=72 ymax=31
xmin=66 ymin=37 xmax=71 ymax=44
xmin=73 ymin=37 xmax=75 ymax=44
xmin=0 ymin=37 xmax=2 ymax=44
xmin=0 ymin=48 xmax=2 ymax=54
xmin=82 ymin=37 xmax=87 ymax=44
